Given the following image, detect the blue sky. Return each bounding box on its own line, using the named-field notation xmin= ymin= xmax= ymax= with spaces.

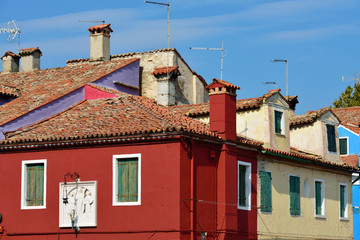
xmin=1 ymin=0 xmax=360 ymax=114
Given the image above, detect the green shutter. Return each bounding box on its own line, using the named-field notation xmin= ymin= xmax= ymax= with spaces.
xmin=315 ymin=181 xmax=322 ymax=215
xmin=260 ymin=171 xmax=272 ymax=212
xmin=327 ymin=125 xmax=336 ymax=152
xmin=340 ymin=185 xmax=345 ymax=218
xmin=275 ymin=111 xmax=282 ymax=134
xmin=339 ymin=138 xmax=348 ymax=155
xmin=238 ymin=165 xmax=246 ymax=206
xmin=26 ymin=164 xmax=44 ymax=206
xmin=118 ymin=158 xmax=138 ymax=203
xmin=290 ymin=176 xmax=300 ymax=215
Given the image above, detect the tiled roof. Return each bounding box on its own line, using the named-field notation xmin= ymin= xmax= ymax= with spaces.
xmin=19 ymin=47 xmax=42 ymax=56
xmin=333 ymin=107 xmax=360 ymax=133
xmin=263 ymin=146 xmax=357 ymax=171
xmin=285 ymin=95 xmax=299 ymax=110
xmin=88 ymin=24 xmax=113 ymax=32
xmin=152 ymin=66 xmax=180 ymax=76
xmin=340 ymin=154 xmax=359 ymax=167
xmin=0 ymin=84 xmax=20 ymax=98
xmin=290 ymin=106 xmax=337 ymax=127
xmin=0 ymin=58 xmax=139 ymax=126
xmin=206 ymin=78 xmax=240 ymax=91
xmin=169 ymin=90 xmax=282 ymax=117
xmin=0 ymin=51 xmax=19 ymax=59
xmin=66 ymin=48 xmax=208 ymax=87
xmin=3 ymin=95 xmax=218 ymax=143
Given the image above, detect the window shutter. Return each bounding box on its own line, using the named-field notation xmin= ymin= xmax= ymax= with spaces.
xmin=35 ymin=165 xmax=44 ymax=206
xmin=339 ymin=138 xmax=348 ymax=155
xmin=128 ymin=159 xmax=138 ymax=202
xmin=238 ymin=165 xmax=246 ymax=206
xmin=118 ymin=161 xmax=129 ymax=202
xmin=290 ymin=176 xmax=300 ymax=215
xmin=260 ymin=171 xmax=272 ymax=212
xmin=26 ymin=164 xmax=44 ymax=206
xmin=275 ymin=111 xmax=282 ymax=134
xmin=315 ymin=181 xmax=322 ymax=215
xmin=327 ymin=125 xmax=336 ymax=152
xmin=340 ymin=185 xmax=345 ymax=218
xmin=295 ymin=176 xmax=300 ymax=215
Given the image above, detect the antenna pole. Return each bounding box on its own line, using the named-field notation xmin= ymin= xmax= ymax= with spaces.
xmin=190 ymin=43 xmax=225 ymax=79
xmin=272 ymin=59 xmax=288 ymax=95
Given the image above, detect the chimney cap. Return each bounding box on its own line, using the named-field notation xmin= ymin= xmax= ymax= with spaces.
xmin=152 ymin=66 xmax=181 ymax=76
xmin=88 ymin=24 xmax=113 ymax=33
xmin=206 ymin=78 xmax=240 ymax=91
xmin=19 ymin=47 xmax=42 ymax=56
xmin=1 ymin=51 xmax=20 ymax=60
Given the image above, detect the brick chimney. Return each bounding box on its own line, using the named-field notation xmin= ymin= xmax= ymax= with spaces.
xmin=1 ymin=51 xmax=20 ymax=73
xmin=19 ymin=47 xmax=42 ymax=72
xmin=88 ymin=24 xmax=113 ymax=62
xmin=206 ymin=78 xmax=240 ymax=141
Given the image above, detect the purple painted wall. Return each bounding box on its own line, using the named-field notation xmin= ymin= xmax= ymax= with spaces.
xmin=93 ymin=60 xmax=140 ymax=95
xmin=0 ymin=88 xmax=84 ymax=138
xmin=0 ymin=97 xmax=15 ymax=106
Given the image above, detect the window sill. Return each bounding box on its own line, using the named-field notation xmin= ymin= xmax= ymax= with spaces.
xmin=21 ymin=206 xmax=46 ymax=210
xmin=238 ymin=206 xmax=251 ymax=211
xmin=340 ymin=217 xmax=349 ymax=221
xmin=315 ymin=215 xmax=326 ymax=219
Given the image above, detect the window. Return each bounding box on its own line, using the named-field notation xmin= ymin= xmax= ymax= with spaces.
xmin=289 ymin=175 xmax=300 ymax=216
xmin=326 ymin=124 xmax=336 ymax=152
xmin=339 ymin=138 xmax=348 ymax=155
xmin=21 ymin=160 xmax=46 ymax=209
xmin=260 ymin=171 xmax=272 ymax=213
xmin=274 ymin=110 xmax=283 ymax=134
xmin=314 ymin=179 xmax=325 ymax=217
xmin=113 ymin=154 xmax=141 ymax=206
xmin=238 ymin=161 xmax=251 ymax=210
xmin=339 ymin=183 xmax=348 ymax=219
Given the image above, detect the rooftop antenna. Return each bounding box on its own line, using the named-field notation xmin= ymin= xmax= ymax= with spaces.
xmin=78 ymin=20 xmax=105 ymax=24
xmin=190 ymin=42 xmax=225 ymax=80
xmin=144 ymin=1 xmax=170 ymax=78
xmin=342 ymin=72 xmax=360 ymax=84
xmin=0 ymin=20 xmax=21 ymax=51
xmin=263 ymin=82 xmax=277 ymax=89
xmin=272 ymin=59 xmax=288 ymax=96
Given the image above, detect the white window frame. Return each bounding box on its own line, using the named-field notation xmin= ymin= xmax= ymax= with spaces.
xmin=314 ymin=179 xmax=325 ymax=218
xmin=339 ymin=137 xmax=349 ymax=156
xmin=274 ymin=108 xmax=285 ymax=135
xmin=339 ymin=183 xmax=348 ymax=220
xmin=237 ymin=160 xmax=251 ymax=211
xmin=21 ymin=159 xmax=47 ymax=210
xmin=112 ymin=153 xmax=141 ymax=206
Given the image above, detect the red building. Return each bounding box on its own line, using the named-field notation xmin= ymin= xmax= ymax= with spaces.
xmin=0 ymin=80 xmax=260 ymax=240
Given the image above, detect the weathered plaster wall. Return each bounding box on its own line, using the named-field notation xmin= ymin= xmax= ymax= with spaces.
xmin=257 ymin=156 xmax=353 ymax=240
xmin=290 ymin=122 xmax=323 ymax=156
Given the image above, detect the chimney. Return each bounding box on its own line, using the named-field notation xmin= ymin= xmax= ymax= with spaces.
xmin=19 ymin=47 xmax=42 ymax=72
xmin=206 ymin=78 xmax=240 ymax=141
xmin=152 ymin=66 xmax=179 ymax=106
xmin=88 ymin=24 xmax=113 ymax=62
xmin=1 ymin=51 xmax=20 ymax=73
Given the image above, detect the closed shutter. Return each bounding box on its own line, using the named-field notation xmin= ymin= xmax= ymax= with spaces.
xmin=339 ymin=138 xmax=348 ymax=155
xmin=238 ymin=165 xmax=246 ymax=206
xmin=315 ymin=181 xmax=322 ymax=215
xmin=340 ymin=185 xmax=345 ymax=218
xmin=327 ymin=125 xmax=336 ymax=152
xmin=290 ymin=176 xmax=300 ymax=215
xmin=260 ymin=171 xmax=272 ymax=212
xmin=26 ymin=164 xmax=44 ymax=206
xmin=275 ymin=111 xmax=282 ymax=134
xmin=118 ymin=158 xmax=138 ymax=202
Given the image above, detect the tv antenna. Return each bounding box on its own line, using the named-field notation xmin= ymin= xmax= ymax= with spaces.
xmin=263 ymin=82 xmax=277 ymax=89
xmin=190 ymin=42 xmax=225 ymax=80
xmin=0 ymin=20 xmax=21 ymax=50
xmin=78 ymin=20 xmax=105 ymax=24
xmin=342 ymin=72 xmax=360 ymax=84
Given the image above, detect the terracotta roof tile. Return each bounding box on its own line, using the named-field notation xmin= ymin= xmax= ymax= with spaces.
xmin=290 ymin=106 xmax=337 ymax=127
xmin=3 ymin=95 xmax=218 ymax=143
xmin=0 ymin=51 xmax=19 ymax=60
xmin=206 ymin=78 xmax=240 ymax=91
xmin=0 ymin=84 xmax=20 ymax=98
xmin=0 ymin=58 xmax=139 ymax=126
xmin=88 ymin=24 xmax=113 ymax=32
xmin=340 ymin=154 xmax=359 ymax=167
xmin=19 ymin=47 xmax=42 ymax=56
xmin=152 ymin=66 xmax=180 ymax=76
xmin=333 ymin=107 xmax=360 ymax=133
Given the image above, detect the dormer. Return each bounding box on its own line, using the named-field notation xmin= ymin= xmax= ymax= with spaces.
xmin=0 ymin=84 xmax=20 ymax=105
xmin=290 ymin=107 xmax=341 ymax=163
xmin=236 ymin=89 xmax=291 ymax=152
